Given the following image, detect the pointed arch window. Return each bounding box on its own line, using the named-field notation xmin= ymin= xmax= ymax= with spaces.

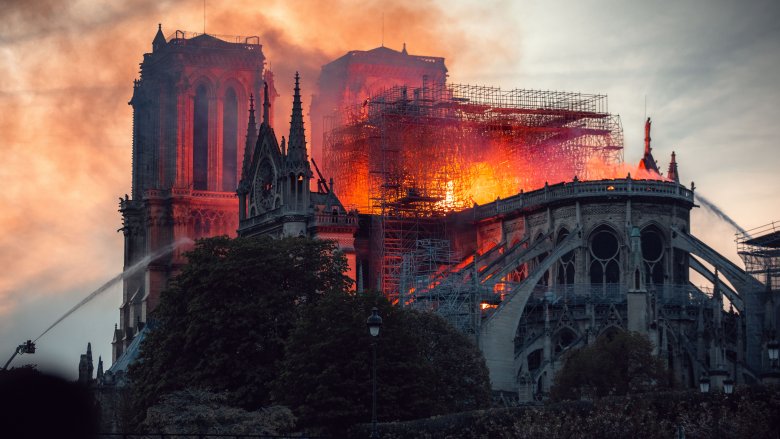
xmin=193 ymin=85 xmax=209 ymax=190
xmin=222 ymin=87 xmax=238 ymax=191
xmin=641 ymin=226 xmax=665 ymax=285
xmin=589 ymin=226 xmax=621 ymax=296
xmin=556 ymin=228 xmax=576 ymax=287
xmin=534 ymin=233 xmax=549 ymax=287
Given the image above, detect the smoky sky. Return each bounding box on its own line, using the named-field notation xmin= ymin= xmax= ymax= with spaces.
xmin=1 ymin=0 xmax=778 ymax=377
xmin=0 ymin=0 xmax=517 ymax=376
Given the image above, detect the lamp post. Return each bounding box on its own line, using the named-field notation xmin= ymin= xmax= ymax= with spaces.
xmin=366 ymin=307 xmax=382 ymax=439
xmin=760 ymin=337 xmax=780 ymax=385
xmin=699 ymin=375 xmax=710 ymax=393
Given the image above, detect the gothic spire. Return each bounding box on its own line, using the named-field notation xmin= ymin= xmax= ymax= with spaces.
xmin=287 ymin=72 xmax=307 ymax=164
xmin=248 ymin=94 xmax=257 ymax=128
xmin=638 ymin=117 xmax=659 ymax=174
xmin=644 ymin=117 xmax=652 ymax=156
xmin=667 ymin=151 xmax=679 ymax=183
xmin=241 ymin=94 xmax=258 ymax=182
xmin=262 ymin=81 xmax=271 ymax=127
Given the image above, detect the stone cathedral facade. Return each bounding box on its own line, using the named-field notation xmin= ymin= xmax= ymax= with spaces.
xmin=113 ymin=27 xmax=276 ymax=361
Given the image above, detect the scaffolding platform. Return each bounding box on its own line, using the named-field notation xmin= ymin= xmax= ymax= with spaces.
xmin=737 ymin=220 xmax=780 ymax=290
xmin=325 ymin=80 xmax=625 ymax=297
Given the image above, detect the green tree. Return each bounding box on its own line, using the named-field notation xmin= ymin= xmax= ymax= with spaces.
xmin=550 ymin=330 xmax=669 ymax=401
xmin=129 ymin=235 xmax=351 ymax=419
xmin=274 ymin=290 xmax=492 ymax=434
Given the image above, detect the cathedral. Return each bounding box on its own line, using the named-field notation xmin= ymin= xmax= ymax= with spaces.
xmin=97 ymin=27 xmax=779 ymax=406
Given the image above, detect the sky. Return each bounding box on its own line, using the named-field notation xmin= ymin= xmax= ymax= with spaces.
xmin=1 ymin=0 xmax=778 ymax=378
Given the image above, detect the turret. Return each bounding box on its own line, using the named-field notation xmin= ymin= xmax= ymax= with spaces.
xmin=152 ymin=24 xmax=166 ymax=52
xmin=78 ymin=355 xmax=89 ymax=384
xmin=667 ymin=151 xmax=679 ymax=183
xmin=262 ymin=81 xmax=271 ymax=127
xmin=86 ymin=342 xmax=94 ymax=382
xmin=96 ymin=356 xmax=104 ymax=382
xmin=78 ymin=343 xmax=94 ymax=384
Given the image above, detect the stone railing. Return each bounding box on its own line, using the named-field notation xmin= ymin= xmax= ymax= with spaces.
xmin=313 ymin=213 xmax=358 ymax=227
xmin=473 ymin=178 xmax=694 ymax=221
xmin=142 ymin=188 xmax=237 ymax=200
xmin=506 ymin=282 xmax=711 ymax=307
xmin=167 ymin=30 xmax=261 ymax=46
xmin=238 ymin=211 xmax=280 ymax=230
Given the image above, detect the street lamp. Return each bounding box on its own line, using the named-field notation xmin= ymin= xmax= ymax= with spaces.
xmin=723 ymin=378 xmax=734 ymax=395
xmin=699 ymin=375 xmax=710 ymax=393
xmin=366 ymin=307 xmax=382 ymax=439
xmin=768 ymin=339 xmax=779 ymax=366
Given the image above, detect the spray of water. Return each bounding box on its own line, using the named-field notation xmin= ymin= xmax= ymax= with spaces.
xmin=33 ymin=237 xmax=194 ymax=342
xmin=694 ymin=192 xmax=750 ymax=238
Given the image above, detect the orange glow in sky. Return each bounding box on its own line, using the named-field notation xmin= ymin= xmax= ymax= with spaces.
xmin=1 ymin=0 xmax=778 ymax=376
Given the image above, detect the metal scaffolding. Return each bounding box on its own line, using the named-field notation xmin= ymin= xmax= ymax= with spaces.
xmin=737 ymin=221 xmax=780 ymax=291
xmin=324 ymin=80 xmax=624 ymax=297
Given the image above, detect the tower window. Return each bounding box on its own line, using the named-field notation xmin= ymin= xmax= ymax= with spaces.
xmin=194 ymin=85 xmax=209 ymax=190
xmin=222 ymin=87 xmax=238 ymax=191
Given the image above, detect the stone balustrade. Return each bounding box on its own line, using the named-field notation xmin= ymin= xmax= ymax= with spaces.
xmin=473 ymin=178 xmax=694 ymax=221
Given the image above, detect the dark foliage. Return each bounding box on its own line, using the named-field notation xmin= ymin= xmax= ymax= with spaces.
xmin=345 ymin=386 xmax=780 ymax=439
xmin=274 ymin=290 xmax=492 ymax=434
xmin=129 ymin=236 xmax=351 ymax=421
xmin=550 ymin=330 xmax=670 ymax=401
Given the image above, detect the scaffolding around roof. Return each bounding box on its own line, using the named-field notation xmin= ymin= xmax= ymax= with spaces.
xmin=737 ymin=220 xmax=780 ymax=291
xmin=324 ymin=80 xmax=624 ymax=216
xmin=324 ymin=80 xmax=624 ymax=297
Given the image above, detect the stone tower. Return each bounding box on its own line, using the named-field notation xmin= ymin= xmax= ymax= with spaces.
xmin=114 ymin=26 xmax=271 ymax=362
xmin=311 ymin=44 xmax=448 ymax=172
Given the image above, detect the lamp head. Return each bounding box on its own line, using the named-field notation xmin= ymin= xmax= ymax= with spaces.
xmin=366 ymin=307 xmax=382 ymax=337
xmin=723 ymin=378 xmax=734 ymax=395
xmin=699 ymin=376 xmax=710 ymax=393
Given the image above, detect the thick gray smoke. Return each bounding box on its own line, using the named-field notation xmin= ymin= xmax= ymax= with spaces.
xmin=695 ymin=192 xmax=750 ymax=238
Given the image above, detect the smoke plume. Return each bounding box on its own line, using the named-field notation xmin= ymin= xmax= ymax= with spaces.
xmin=0 ymin=0 xmax=516 ymax=322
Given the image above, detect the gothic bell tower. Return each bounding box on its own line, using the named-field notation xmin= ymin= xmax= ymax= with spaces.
xmin=114 ymin=26 xmax=272 ymax=362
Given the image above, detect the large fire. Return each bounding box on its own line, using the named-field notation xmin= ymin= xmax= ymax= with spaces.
xmin=326 ymin=130 xmax=665 ymax=214
xmin=322 ymin=82 xmax=645 ymax=215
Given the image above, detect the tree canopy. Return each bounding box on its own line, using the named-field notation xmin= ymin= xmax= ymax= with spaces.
xmin=129 ymin=235 xmax=491 ymax=434
xmin=274 ymin=290 xmax=492 ymax=433
xmin=141 ymin=389 xmax=296 ymax=435
xmin=550 ymin=330 xmax=670 ymax=401
xmin=129 ymin=235 xmax=351 ymax=417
